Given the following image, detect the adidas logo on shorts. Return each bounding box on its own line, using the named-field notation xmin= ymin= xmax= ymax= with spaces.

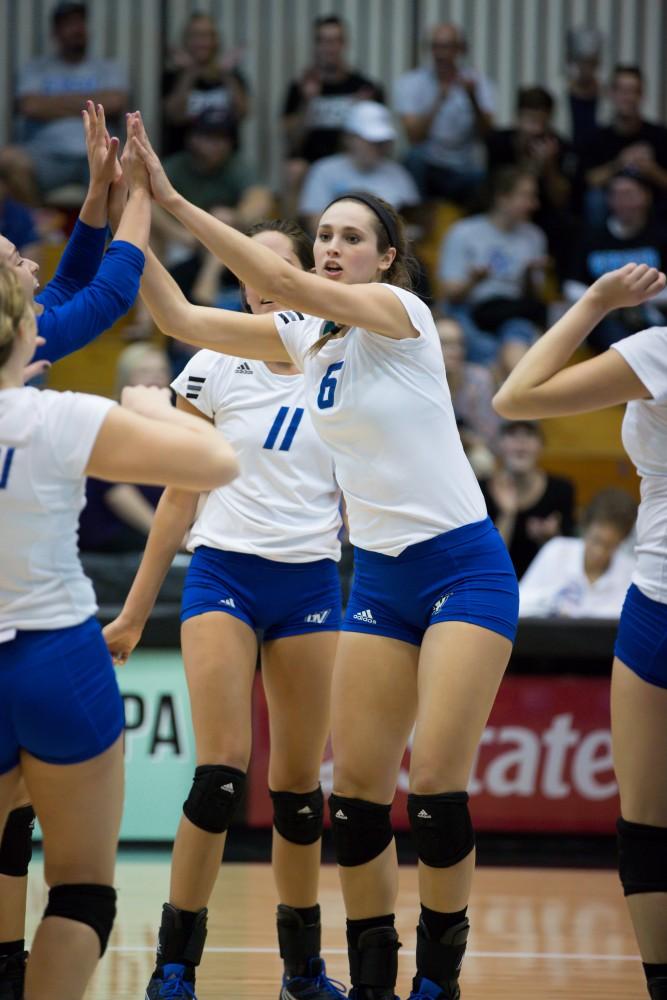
xmin=304 ymin=609 xmax=331 ymax=624
xmin=219 ymin=597 xmax=236 ymax=607
xmin=335 ymin=809 xmax=348 ymax=820
xmin=431 ymin=592 xmax=454 ymax=616
xmin=220 ymin=783 xmax=235 ymax=794
xmin=352 ymin=608 xmax=377 ymax=625
xmin=417 ymin=809 xmax=432 ymax=820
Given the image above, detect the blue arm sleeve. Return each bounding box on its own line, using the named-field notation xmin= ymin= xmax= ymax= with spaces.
xmin=36 ymin=219 xmax=108 ymax=309
xmin=34 ymin=241 xmax=145 ymax=364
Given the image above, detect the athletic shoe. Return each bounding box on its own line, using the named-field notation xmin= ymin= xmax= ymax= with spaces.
xmin=145 ymin=963 xmax=197 ymax=999
xmin=408 ymin=976 xmax=457 ymax=1000
xmin=0 ymin=950 xmax=28 ymax=1000
xmin=280 ymin=957 xmax=347 ymax=998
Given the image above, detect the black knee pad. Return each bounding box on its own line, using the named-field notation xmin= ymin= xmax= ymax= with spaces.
xmin=183 ymin=765 xmax=246 ymax=834
xmin=329 ymin=794 xmax=393 ymax=867
xmin=617 ymin=817 xmax=667 ymax=896
xmin=43 ymin=883 xmax=116 ymax=956
xmin=0 ymin=805 xmax=35 ymax=877
xmin=408 ymin=791 xmax=475 ymax=868
xmin=270 ymin=786 xmax=324 ymax=846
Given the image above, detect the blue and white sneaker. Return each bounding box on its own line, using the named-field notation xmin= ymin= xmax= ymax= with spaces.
xmin=280 ymin=957 xmax=347 ymax=999
xmin=145 ymin=963 xmax=197 ymax=999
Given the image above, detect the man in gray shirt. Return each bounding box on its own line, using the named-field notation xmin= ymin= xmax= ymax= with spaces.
xmin=16 ymin=2 xmax=128 ymax=194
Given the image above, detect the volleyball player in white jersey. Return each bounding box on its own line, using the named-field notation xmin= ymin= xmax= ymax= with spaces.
xmin=127 ymin=112 xmax=519 ymax=1000
xmin=104 ymin=219 xmax=345 ymax=1000
xmin=0 ymin=190 xmax=238 ymax=999
xmin=494 ymin=261 xmax=667 ymax=1000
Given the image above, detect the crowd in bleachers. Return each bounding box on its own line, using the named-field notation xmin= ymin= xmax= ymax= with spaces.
xmin=3 ymin=0 xmax=665 ymax=611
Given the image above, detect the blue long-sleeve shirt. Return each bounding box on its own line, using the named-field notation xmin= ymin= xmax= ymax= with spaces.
xmin=33 ymin=219 xmax=145 ymax=364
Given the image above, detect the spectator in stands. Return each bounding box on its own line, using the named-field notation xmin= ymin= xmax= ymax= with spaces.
xmin=437 ymin=316 xmax=499 ymax=478
xmin=438 ymin=167 xmax=548 ymax=376
xmin=393 ymin=22 xmax=495 ymax=203
xmin=565 ymin=169 xmax=667 ymax=350
xmin=565 ymin=26 xmax=603 ymax=153
xmin=282 ymin=14 xmax=384 ymax=212
xmin=486 ymin=85 xmax=575 ymax=279
xmin=519 ymin=488 xmax=637 ymax=618
xmin=15 ymin=1 xmax=129 ymax=195
xmin=78 ymin=343 xmax=171 ymax=553
xmin=0 ymin=164 xmax=40 ymax=259
xmin=298 ymin=101 xmax=420 ymax=233
xmin=582 ymin=65 xmax=667 ymax=224
xmin=162 ymin=11 xmax=249 ymax=156
xmin=481 ymin=420 xmax=575 ymax=579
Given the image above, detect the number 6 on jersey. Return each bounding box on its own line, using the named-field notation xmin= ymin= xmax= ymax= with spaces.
xmin=317 ymin=361 xmax=344 ymax=410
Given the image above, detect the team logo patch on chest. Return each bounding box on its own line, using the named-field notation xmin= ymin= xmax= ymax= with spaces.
xmin=234 ymin=362 xmax=253 ymax=374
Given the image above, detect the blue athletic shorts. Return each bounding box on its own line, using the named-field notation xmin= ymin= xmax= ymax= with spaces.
xmin=615 ymin=583 xmax=667 ymax=688
xmin=0 ymin=616 xmax=125 ymax=775
xmin=181 ymin=546 xmax=342 ymax=639
xmin=343 ymin=517 xmax=519 ymax=646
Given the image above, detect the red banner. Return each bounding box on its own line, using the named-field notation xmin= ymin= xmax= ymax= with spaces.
xmin=247 ymin=675 xmax=618 ymax=834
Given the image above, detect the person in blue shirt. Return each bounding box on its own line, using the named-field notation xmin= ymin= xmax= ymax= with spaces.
xmin=0 ymin=102 xmax=147 ymax=999
xmin=0 ymin=101 xmax=144 ymax=371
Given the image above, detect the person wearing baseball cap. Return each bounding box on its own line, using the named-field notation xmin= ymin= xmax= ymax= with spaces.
xmin=299 ymin=101 xmax=420 ymax=234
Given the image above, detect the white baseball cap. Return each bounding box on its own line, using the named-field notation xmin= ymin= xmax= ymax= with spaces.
xmin=345 ymin=101 xmax=397 ymax=143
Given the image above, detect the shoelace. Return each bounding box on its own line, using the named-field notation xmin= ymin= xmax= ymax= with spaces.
xmin=287 ymin=970 xmax=347 ymax=998
xmin=158 ymin=973 xmax=195 ymax=999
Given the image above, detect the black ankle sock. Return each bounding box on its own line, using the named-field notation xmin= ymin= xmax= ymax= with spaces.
xmin=0 ymin=940 xmax=24 ymax=960
xmin=292 ymin=904 xmax=320 ymax=926
xmin=420 ymin=904 xmax=468 ymax=941
xmin=645 ymin=963 xmax=667 ymax=981
xmin=346 ymin=914 xmax=395 ymax=950
xmin=156 ymin=908 xmax=200 ymax=971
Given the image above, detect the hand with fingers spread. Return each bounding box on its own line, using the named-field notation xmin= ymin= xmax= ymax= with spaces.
xmin=588 ymin=262 xmax=667 ymax=313
xmin=126 ymin=110 xmax=179 ymax=207
xmin=83 ymin=99 xmax=120 ymax=189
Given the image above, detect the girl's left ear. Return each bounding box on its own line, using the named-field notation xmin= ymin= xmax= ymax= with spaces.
xmin=379 ymin=247 xmax=397 ymax=273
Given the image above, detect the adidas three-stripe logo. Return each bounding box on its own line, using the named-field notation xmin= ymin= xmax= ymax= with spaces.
xmin=186 ymin=375 xmax=206 ymax=399
xmin=276 ymin=310 xmax=305 ymax=325
xmin=352 ymin=608 xmax=377 ymax=625
xmin=234 ymin=362 xmax=253 ymax=374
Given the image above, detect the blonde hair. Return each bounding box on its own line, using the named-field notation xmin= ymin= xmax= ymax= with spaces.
xmin=0 ymin=264 xmax=28 ymax=368
xmin=114 ymin=342 xmax=171 ymax=398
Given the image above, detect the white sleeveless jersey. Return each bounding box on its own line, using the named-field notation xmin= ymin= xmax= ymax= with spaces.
xmin=612 ymin=327 xmax=667 ymax=604
xmin=172 ymin=351 xmax=341 ymax=562
xmin=274 ymin=285 xmax=487 ymax=556
xmin=0 ymin=387 xmax=115 ymax=633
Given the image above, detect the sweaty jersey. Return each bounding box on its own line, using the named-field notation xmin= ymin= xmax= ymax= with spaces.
xmin=274 ymin=285 xmax=487 ymax=556
xmin=612 ymin=327 xmax=667 ymax=604
xmin=0 ymin=387 xmax=114 ymax=633
xmin=172 ymin=351 xmax=341 ymax=562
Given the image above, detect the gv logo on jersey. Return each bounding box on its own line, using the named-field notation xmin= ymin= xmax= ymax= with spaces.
xmin=431 ymin=592 xmax=454 ymax=616
xmin=304 ymin=609 xmax=331 ymax=624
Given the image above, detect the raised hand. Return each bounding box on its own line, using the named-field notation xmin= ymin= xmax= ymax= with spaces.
xmin=588 ymin=263 xmax=667 ymax=312
xmin=83 ymin=100 xmax=119 ymax=188
xmin=126 ymin=111 xmax=178 ymax=207
xmin=120 ymin=128 xmax=151 ymax=194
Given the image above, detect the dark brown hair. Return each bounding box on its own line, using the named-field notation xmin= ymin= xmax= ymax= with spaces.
xmin=491 ymin=166 xmax=536 ymax=202
xmin=309 ymin=195 xmax=418 ymax=354
xmin=582 ymin=488 xmax=637 ymax=539
xmin=246 ymin=218 xmax=313 ymax=272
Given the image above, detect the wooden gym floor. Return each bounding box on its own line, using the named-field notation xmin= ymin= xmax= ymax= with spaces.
xmin=25 ymin=855 xmax=647 ymax=998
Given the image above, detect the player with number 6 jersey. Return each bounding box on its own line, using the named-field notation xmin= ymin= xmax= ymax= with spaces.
xmin=104 ymin=220 xmax=344 ymax=1000
xmin=126 ymin=109 xmax=520 ymax=1000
